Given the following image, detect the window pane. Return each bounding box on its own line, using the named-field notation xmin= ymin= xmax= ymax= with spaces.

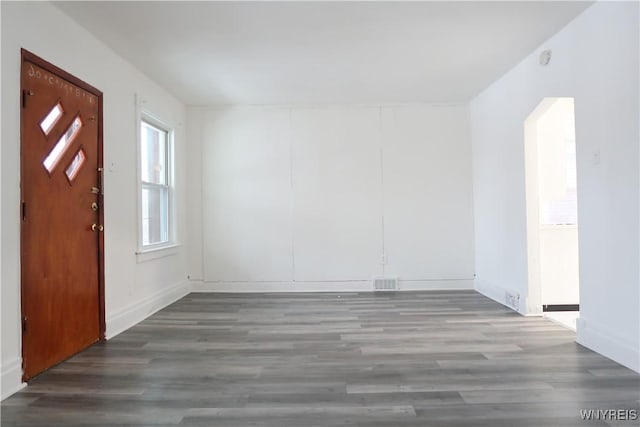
xmin=141 ymin=121 xmax=167 ymax=185
xmin=540 ymin=130 xmax=578 ymax=225
xmin=141 ymin=185 xmax=169 ymax=246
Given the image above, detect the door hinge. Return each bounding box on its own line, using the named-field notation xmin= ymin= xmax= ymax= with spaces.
xmin=22 ymin=316 xmax=28 ymax=334
xmin=21 ymin=201 xmax=26 ymax=221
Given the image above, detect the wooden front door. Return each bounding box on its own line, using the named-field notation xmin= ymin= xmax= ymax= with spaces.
xmin=20 ymin=49 xmax=105 ymax=380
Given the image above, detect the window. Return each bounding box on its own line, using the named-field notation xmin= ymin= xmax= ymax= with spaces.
xmin=139 ymin=116 xmax=174 ymax=249
xmin=539 ymin=125 xmax=578 ymax=225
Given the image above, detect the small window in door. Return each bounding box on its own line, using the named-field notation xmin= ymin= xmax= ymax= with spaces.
xmin=40 ymin=102 xmax=64 ymax=135
xmin=65 ymin=148 xmax=86 ymax=183
xmin=43 ymin=116 xmax=82 ymax=173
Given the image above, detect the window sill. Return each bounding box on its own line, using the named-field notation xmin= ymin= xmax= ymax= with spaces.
xmin=136 ymin=243 xmax=181 ymax=263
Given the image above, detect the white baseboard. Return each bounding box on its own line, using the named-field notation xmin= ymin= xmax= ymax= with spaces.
xmin=399 ymin=279 xmax=473 ymax=291
xmin=1 ymin=358 xmax=26 ymax=401
xmin=474 ymin=279 xmax=527 ymax=315
xmin=106 ymin=280 xmax=190 ymax=339
xmin=577 ymin=317 xmax=640 ymax=374
xmin=191 ymin=279 xmax=474 ymax=293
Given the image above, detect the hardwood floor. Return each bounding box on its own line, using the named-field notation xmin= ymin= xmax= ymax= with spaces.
xmin=2 ymin=291 xmax=639 ymax=426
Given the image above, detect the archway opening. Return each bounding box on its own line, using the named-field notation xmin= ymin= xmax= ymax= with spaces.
xmin=524 ymin=97 xmax=580 ymax=330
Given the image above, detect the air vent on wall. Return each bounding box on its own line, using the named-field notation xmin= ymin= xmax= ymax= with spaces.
xmin=373 ymin=277 xmax=398 ymax=291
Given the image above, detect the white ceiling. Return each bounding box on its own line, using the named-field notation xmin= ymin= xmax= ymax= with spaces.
xmin=54 ymin=1 xmax=592 ymax=106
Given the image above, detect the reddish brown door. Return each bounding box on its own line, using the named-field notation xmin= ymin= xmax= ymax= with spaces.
xmin=20 ymin=50 xmax=105 ymax=380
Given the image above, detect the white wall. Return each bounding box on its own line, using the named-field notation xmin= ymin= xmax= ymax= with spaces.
xmin=189 ymin=104 xmax=474 ymax=292
xmin=202 ymin=107 xmax=294 ymax=283
xmin=292 ymin=108 xmax=382 ymax=282
xmin=1 ymin=1 xmax=190 ymax=399
xmin=0 ymin=0 xmax=4 ymax=406
xmin=471 ymin=2 xmax=639 ymax=371
xmin=382 ymin=106 xmax=474 ymax=281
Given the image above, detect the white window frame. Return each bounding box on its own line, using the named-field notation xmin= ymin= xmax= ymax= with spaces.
xmin=135 ymin=98 xmax=178 ymax=261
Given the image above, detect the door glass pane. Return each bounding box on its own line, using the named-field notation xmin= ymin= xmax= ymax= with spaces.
xmin=43 ymin=116 xmax=82 ymax=173
xmin=65 ymin=148 xmax=86 ymax=182
xmin=40 ymin=102 xmax=64 ymax=135
xmin=141 ymin=185 xmax=169 ymax=246
xmin=141 ymin=121 xmax=167 ymax=185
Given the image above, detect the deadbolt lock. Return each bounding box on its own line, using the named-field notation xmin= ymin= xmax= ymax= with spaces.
xmin=91 ymin=202 xmax=98 ymax=211
xmin=91 ymin=224 xmax=104 ymax=232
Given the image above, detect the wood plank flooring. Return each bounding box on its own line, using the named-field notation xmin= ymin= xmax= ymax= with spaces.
xmin=2 ymin=291 xmax=639 ymax=426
